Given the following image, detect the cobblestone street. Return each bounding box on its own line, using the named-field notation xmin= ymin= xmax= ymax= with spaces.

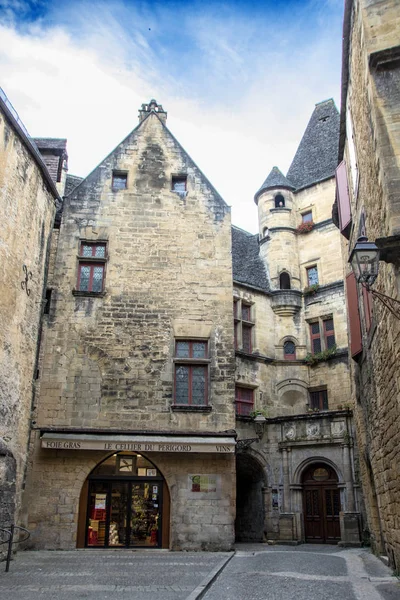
xmin=0 ymin=545 xmax=399 ymax=600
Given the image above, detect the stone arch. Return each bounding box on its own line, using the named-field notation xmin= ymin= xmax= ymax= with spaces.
xmin=274 ymin=193 xmax=285 ymax=208
xmin=77 ymin=452 xmax=171 ymax=549
xmin=235 ymin=450 xmax=268 ymax=542
xmin=292 ymin=456 xmax=344 ymax=486
xmin=276 ymin=378 xmax=308 ymax=414
xmin=279 ymin=271 xmax=291 ymax=289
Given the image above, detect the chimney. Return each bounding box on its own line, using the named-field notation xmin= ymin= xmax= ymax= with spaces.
xmin=138 ymin=99 xmax=167 ymax=124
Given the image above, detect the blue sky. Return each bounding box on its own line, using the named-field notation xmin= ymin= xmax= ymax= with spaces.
xmin=0 ymin=0 xmax=344 ymax=232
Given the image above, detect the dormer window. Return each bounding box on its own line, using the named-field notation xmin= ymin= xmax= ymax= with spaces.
xmin=172 ymin=175 xmax=187 ymax=192
xmin=275 ymin=194 xmax=285 ymax=208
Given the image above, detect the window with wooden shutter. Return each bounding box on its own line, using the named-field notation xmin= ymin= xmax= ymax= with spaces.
xmin=335 ymin=161 xmax=352 ymax=239
xmin=362 ymin=285 xmax=373 ymax=333
xmin=235 ymin=386 xmax=254 ymax=416
xmin=346 ymin=272 xmax=362 ymax=359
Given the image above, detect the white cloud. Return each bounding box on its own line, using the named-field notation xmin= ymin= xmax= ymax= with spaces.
xmin=0 ymin=1 xmax=343 ymax=233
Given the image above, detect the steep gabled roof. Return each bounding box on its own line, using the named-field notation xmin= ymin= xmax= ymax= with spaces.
xmin=286 ymin=99 xmax=340 ymax=190
xmin=254 ymin=166 xmax=294 ymax=203
xmin=232 ymin=226 xmax=269 ymax=291
xmin=64 ymin=174 xmax=83 ymax=196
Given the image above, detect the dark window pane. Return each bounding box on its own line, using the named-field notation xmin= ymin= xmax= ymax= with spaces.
xmin=326 ymin=334 xmax=336 ymax=349
xmin=311 ymin=322 xmax=320 ymax=335
xmin=176 ymin=342 xmax=189 ymax=358
xmin=242 ymin=325 xmax=252 ymax=353
xmin=175 ymin=366 xmax=189 ymax=404
xmin=322 ymin=390 xmax=329 ymax=409
xmin=324 ymin=319 xmax=334 ymax=332
xmin=79 ymin=266 xmax=90 ymax=291
xmin=92 ymin=266 xmax=104 ymax=292
xmin=284 ymin=341 xmax=296 ymax=356
xmin=312 ymin=338 xmax=322 ymax=354
xmin=192 ymin=367 xmax=206 ymax=405
xmin=193 ymin=342 xmax=207 ymax=358
xmin=241 ymin=304 xmax=251 ymax=321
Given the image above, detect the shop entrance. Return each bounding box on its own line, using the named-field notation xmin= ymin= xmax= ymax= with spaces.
xmin=80 ymin=452 xmax=168 ymax=549
xmin=302 ymin=463 xmax=341 ymax=543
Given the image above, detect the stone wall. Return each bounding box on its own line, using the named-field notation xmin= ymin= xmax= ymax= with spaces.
xmin=0 ymin=104 xmax=56 ymax=529
xmin=340 ymin=0 xmax=400 ymax=568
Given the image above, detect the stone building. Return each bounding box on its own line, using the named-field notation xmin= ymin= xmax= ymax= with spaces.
xmin=22 ymin=98 xmax=362 ymax=550
xmin=333 ymin=0 xmax=400 ymax=568
xmin=0 ymin=89 xmax=60 ymax=531
xmin=234 ymin=99 xmax=361 ymax=546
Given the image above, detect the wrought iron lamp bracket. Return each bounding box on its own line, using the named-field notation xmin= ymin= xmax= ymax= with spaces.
xmin=362 ymin=282 xmax=400 ymax=320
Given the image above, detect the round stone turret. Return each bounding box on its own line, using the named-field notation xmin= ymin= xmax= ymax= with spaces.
xmin=255 ymin=167 xmax=300 ymax=293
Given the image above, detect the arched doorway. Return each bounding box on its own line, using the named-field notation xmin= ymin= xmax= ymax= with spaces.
xmin=77 ymin=452 xmax=170 ymax=549
xmin=302 ymin=463 xmax=341 ymax=543
xmin=235 ymin=453 xmax=265 ymax=542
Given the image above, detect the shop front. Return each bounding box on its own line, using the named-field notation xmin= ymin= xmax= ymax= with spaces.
xmin=27 ymin=431 xmax=236 ymax=551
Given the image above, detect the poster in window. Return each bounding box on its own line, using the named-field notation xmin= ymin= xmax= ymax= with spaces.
xmin=95 ymin=494 xmax=107 ymax=510
xmin=147 ymin=468 xmax=157 ymax=477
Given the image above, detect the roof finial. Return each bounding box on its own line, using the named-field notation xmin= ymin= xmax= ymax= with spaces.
xmin=138 ymin=99 xmax=167 ymax=124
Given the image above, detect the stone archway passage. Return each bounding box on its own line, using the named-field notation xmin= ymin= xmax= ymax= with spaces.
xmin=235 ymin=453 xmax=265 ymax=543
xmin=302 ymin=463 xmax=341 ymax=543
xmin=77 ymin=452 xmax=170 ymax=549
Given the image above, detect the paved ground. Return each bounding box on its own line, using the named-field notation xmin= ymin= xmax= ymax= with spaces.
xmin=204 ymin=544 xmax=400 ymax=600
xmin=0 ymin=545 xmax=399 ymax=600
xmin=0 ymin=549 xmax=231 ymax=600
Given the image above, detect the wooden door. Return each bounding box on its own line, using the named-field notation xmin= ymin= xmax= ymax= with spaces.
xmin=303 ymin=464 xmax=341 ymax=543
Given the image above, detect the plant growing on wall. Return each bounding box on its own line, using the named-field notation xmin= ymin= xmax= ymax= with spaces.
xmin=297 ymin=221 xmax=314 ymax=234
xmin=304 ymin=284 xmax=320 ymax=295
xmin=249 ymin=408 xmax=269 ymax=418
xmin=304 ymin=345 xmax=337 ymax=366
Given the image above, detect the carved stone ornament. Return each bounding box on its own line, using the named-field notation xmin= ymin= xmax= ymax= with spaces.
xmin=285 ymin=426 xmax=296 ymax=440
xmin=306 ymin=422 xmax=320 ymax=438
xmin=331 ymin=420 xmax=345 ymax=437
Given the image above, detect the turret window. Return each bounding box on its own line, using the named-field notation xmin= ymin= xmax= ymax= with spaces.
xmin=283 ymin=341 xmax=296 ymax=360
xmin=280 ymin=272 xmax=291 ymax=289
xmin=275 ymin=194 xmax=285 ymax=208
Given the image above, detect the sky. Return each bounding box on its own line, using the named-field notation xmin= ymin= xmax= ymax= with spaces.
xmin=0 ymin=0 xmax=344 ymax=233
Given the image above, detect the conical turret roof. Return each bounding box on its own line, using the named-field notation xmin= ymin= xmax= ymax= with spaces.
xmin=254 ymin=166 xmax=294 ymax=203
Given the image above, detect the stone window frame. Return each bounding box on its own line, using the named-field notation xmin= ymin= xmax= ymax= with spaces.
xmin=172 ymin=339 xmax=211 ymax=410
xmin=301 ymin=210 xmax=313 ymax=224
xmin=233 ymin=297 xmax=255 ymax=354
xmin=274 ymin=193 xmax=285 ymax=208
xmin=74 ymin=240 xmax=108 ymax=296
xmin=283 ymin=340 xmax=296 ymax=360
xmin=112 ymin=170 xmax=128 ymax=191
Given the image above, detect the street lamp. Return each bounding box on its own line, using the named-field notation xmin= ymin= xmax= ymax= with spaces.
xmin=349 ymin=236 xmax=400 ymax=319
xmin=253 ymin=414 xmax=267 ymax=440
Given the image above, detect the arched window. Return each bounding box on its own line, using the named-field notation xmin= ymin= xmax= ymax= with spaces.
xmin=284 ymin=340 xmax=296 ymax=360
xmin=275 ymin=194 xmax=285 ymax=208
xmin=280 ymin=272 xmax=291 ymax=289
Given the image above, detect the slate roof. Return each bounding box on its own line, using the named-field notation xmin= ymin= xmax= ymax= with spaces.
xmin=33 ymin=138 xmax=68 ymax=152
xmin=64 ymin=174 xmax=83 ymax=196
xmin=231 ymin=226 xmax=269 ymax=291
xmin=286 ymin=99 xmax=340 ymax=190
xmin=255 ymin=166 xmax=294 ymax=202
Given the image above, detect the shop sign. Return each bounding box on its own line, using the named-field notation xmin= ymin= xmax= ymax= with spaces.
xmin=41 ymin=435 xmax=235 ymax=454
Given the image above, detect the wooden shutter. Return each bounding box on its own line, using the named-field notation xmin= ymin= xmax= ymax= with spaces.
xmin=362 ymin=285 xmax=373 ymax=333
xmin=346 ymin=272 xmax=362 ymax=359
xmin=335 ymin=161 xmax=352 ymax=239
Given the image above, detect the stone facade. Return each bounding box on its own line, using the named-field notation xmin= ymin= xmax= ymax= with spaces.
xmin=0 ymin=90 xmax=58 ymax=533
xmin=24 ymin=101 xmax=236 ymax=550
xmin=334 ymin=0 xmax=400 ymax=569
xmin=233 ymin=102 xmax=359 ymax=545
